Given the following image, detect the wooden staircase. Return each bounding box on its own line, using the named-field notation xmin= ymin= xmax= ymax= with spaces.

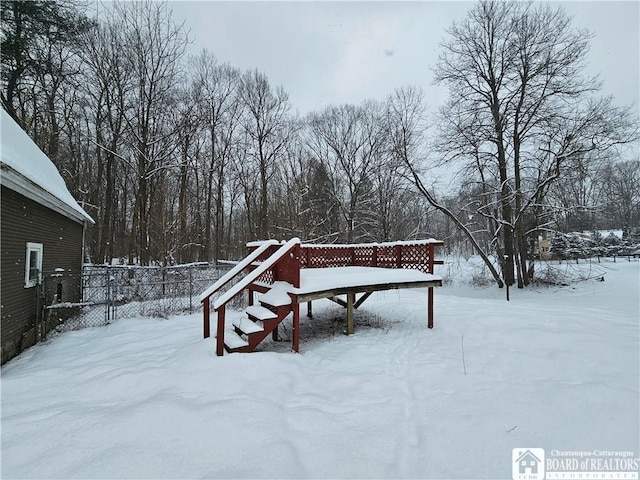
xmin=200 ymin=239 xmax=301 ymax=356
xmin=224 ymin=285 xmax=293 ymax=353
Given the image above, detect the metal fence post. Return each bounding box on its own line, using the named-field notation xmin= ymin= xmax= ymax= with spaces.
xmin=106 ymin=267 xmax=117 ymax=323
xmin=189 ymin=264 xmax=194 ymax=312
xmin=105 ymin=269 xmax=111 ymax=324
xmin=112 ymin=270 xmax=118 ymax=320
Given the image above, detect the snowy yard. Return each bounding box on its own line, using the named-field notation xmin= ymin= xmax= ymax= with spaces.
xmin=1 ymin=259 xmax=638 ymax=478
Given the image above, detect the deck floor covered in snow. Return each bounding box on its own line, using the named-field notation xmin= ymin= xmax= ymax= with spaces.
xmin=294 ymin=266 xmax=442 ymax=302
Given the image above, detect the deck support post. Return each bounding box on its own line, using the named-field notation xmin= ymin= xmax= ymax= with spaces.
xmin=307 ymin=301 xmax=313 ymax=318
xmin=428 ymin=243 xmax=436 ymax=328
xmin=216 ymin=307 xmax=226 ymax=356
xmin=292 ymin=301 xmax=300 ymax=353
xmin=346 ymin=292 xmax=355 ymax=335
xmin=203 ymin=299 xmax=210 ymax=339
xmin=427 ymin=287 xmax=434 ymax=328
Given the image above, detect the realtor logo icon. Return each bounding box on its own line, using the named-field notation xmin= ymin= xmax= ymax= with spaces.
xmin=512 ymin=448 xmax=545 ymax=480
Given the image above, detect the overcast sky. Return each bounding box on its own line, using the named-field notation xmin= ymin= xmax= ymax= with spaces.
xmin=168 ymin=1 xmax=639 ymax=116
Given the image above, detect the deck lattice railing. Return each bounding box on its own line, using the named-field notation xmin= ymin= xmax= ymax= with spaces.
xmin=248 ymin=240 xmax=444 ymax=275
xmin=297 ymin=241 xmax=444 ymax=273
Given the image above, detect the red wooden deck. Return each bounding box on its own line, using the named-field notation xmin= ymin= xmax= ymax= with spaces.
xmin=201 ymin=239 xmax=444 ymax=355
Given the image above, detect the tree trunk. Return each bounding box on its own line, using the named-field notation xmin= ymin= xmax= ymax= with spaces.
xmin=177 ymin=136 xmax=189 ymax=263
xmin=214 ymin=162 xmax=225 ymax=263
xmin=491 ymin=93 xmax=515 ymax=287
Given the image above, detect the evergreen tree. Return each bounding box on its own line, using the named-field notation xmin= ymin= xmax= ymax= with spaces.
xmin=1 ymin=0 xmax=93 ymax=123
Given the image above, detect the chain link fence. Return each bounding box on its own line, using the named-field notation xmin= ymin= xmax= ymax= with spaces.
xmin=42 ymin=263 xmax=232 ymax=333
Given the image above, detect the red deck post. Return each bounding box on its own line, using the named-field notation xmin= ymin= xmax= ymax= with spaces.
xmin=293 ymin=242 xmax=301 ymax=288
xmin=428 ymin=243 xmax=436 ymax=274
xmin=395 ymin=245 xmax=402 ymax=268
xmin=428 ymin=243 xmax=436 ymax=328
xmin=428 ymin=288 xmax=434 ymax=329
xmin=203 ymin=298 xmax=210 ymax=338
xmin=292 ymin=299 xmax=300 ymax=353
xmin=372 ymin=245 xmax=378 ymax=267
xmin=216 ymin=306 xmax=226 ymax=356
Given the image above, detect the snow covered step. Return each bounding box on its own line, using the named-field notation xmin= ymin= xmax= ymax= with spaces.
xmin=233 ymin=316 xmax=264 ymax=334
xmin=223 ymin=329 xmax=249 ymax=350
xmin=259 ymin=281 xmax=293 ymax=307
xmin=246 ymin=305 xmax=278 ymax=321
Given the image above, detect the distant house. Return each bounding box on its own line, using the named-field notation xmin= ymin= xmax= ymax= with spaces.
xmin=538 ymin=237 xmax=551 ymax=260
xmin=1 ymin=109 xmax=94 ymax=364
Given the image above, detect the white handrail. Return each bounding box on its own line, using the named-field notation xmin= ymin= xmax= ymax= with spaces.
xmin=199 ymin=240 xmax=279 ymax=302
xmin=213 ymin=237 xmax=300 ymax=310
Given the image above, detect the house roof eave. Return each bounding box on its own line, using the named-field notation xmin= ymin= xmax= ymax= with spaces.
xmin=1 ymin=165 xmax=95 ymax=225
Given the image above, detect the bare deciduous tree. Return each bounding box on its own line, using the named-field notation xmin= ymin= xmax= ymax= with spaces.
xmin=307 ymin=102 xmax=385 ymax=243
xmin=191 ymin=52 xmax=242 ymax=261
xmin=432 ymin=0 xmax=637 ymax=287
xmin=113 ymin=0 xmax=188 ymax=264
xmin=238 ymin=69 xmax=292 ymax=240
xmin=385 ymin=86 xmax=505 ymax=285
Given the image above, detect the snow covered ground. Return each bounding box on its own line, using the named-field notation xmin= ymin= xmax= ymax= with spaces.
xmin=2 ymin=259 xmax=638 ymax=478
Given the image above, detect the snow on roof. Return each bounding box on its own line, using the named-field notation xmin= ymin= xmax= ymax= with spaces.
xmin=0 ymin=109 xmax=94 ymax=224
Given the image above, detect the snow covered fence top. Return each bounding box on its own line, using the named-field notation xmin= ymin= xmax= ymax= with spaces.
xmin=0 ymin=109 xmax=94 ymax=224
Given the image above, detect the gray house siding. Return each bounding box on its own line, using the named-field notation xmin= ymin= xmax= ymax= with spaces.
xmin=1 ymin=185 xmax=84 ymax=364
